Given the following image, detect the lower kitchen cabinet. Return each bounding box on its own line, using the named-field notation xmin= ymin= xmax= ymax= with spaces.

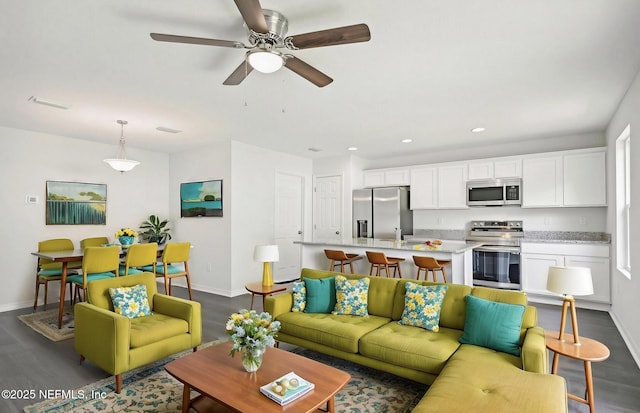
xmin=521 ymin=243 xmax=610 ymax=304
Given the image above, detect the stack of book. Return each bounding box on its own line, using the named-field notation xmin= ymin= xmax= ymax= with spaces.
xmin=260 ymin=372 xmax=315 ymax=405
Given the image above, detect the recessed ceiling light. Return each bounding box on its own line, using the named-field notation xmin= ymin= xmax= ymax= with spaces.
xmin=347 ymin=147 xmax=358 ymax=151
xmin=401 ymin=139 xmax=413 ymax=143
xmin=471 ymin=127 xmax=486 ymax=133
xmin=28 ymin=96 xmax=70 ymax=110
xmin=156 ymin=126 xmax=182 ymax=134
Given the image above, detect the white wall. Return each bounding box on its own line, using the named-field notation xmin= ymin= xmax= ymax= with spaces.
xmin=0 ymin=126 xmax=169 ymax=311
xmin=230 ymin=141 xmax=312 ymax=296
xmin=169 ymin=142 xmax=232 ymax=296
xmin=606 ymin=68 xmax=640 ymax=364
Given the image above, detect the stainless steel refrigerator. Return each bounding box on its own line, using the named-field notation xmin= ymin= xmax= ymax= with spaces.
xmin=352 ymin=187 xmax=413 ymax=239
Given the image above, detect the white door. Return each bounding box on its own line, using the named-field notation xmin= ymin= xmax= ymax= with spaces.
xmin=274 ymin=172 xmax=304 ymax=282
xmin=314 ymin=175 xmax=343 ymax=241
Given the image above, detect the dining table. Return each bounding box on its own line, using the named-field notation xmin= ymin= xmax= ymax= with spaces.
xmin=31 ymin=243 xmax=172 ymax=328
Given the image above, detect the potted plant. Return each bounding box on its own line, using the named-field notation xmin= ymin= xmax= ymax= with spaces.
xmin=139 ymin=215 xmax=172 ymax=245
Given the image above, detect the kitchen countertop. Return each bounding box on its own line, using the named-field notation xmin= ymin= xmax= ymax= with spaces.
xmin=296 ymin=238 xmax=481 ymax=254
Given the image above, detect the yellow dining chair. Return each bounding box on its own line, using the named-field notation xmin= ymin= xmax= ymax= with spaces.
xmin=33 ymin=238 xmax=82 ymax=311
xmin=80 ymin=237 xmax=110 ymax=249
xmin=68 ymin=246 xmax=120 ymax=303
xmin=143 ymin=242 xmax=192 ymax=299
xmin=119 ymin=243 xmax=158 ymax=276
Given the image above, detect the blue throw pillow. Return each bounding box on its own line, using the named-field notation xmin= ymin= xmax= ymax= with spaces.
xmin=458 ymin=295 xmax=525 ymax=356
xmin=108 ymin=284 xmax=152 ymax=319
xmin=398 ymin=282 xmax=448 ymax=332
xmin=332 ymin=276 xmax=370 ymax=317
xmin=303 ymin=277 xmax=336 ymax=313
xmin=291 ymin=281 xmax=306 ymax=312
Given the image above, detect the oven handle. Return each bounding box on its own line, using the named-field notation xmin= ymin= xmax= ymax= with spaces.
xmin=473 ymin=246 xmax=521 ymax=254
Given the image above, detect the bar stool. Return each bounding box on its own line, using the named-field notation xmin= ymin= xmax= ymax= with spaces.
xmin=366 ymin=251 xmax=405 ymax=278
xmin=324 ymin=249 xmax=363 ymax=273
xmin=413 ymin=256 xmax=451 ymax=283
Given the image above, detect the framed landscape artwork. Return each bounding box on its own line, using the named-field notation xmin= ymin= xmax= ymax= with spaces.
xmin=46 ymin=181 xmax=107 ymax=225
xmin=180 ymin=179 xmax=223 ymax=217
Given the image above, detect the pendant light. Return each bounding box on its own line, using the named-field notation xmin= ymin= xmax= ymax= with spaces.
xmin=104 ymin=120 xmax=140 ymax=172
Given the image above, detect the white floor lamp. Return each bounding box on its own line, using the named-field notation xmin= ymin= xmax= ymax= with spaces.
xmin=546 ymin=266 xmax=594 ymax=345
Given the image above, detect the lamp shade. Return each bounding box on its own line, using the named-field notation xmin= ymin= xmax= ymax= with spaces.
xmin=546 ymin=266 xmax=594 ymax=296
xmin=254 ymin=245 xmax=279 ymax=262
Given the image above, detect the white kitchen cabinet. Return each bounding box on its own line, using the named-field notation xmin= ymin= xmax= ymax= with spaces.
xmin=468 ymin=159 xmax=522 ymax=180
xmin=521 ymin=243 xmax=610 ymax=304
xmin=437 ymin=163 xmax=468 ymax=208
xmin=363 ymin=168 xmax=410 ymax=187
xmin=522 ymin=156 xmax=563 ymax=207
xmin=410 ymin=166 xmax=438 ymax=209
xmin=563 ymin=151 xmax=607 ymax=206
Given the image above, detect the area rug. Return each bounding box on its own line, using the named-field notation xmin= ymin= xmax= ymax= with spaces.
xmin=18 ymin=308 xmax=75 ymax=342
xmin=24 ymin=343 xmax=426 ymax=413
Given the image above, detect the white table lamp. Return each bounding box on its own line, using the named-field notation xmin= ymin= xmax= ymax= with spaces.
xmin=254 ymin=245 xmax=279 ymax=287
xmin=546 ymin=266 xmax=593 ymax=345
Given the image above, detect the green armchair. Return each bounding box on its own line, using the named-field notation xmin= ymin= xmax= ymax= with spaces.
xmin=74 ymin=272 xmax=202 ymax=393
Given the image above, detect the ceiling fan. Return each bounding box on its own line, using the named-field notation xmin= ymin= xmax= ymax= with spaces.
xmin=150 ymin=0 xmax=371 ymax=87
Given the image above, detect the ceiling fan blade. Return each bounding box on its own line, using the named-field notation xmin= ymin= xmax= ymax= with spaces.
xmin=223 ymin=60 xmax=254 ymax=85
xmin=150 ymin=33 xmax=245 ymax=48
xmin=234 ymin=0 xmax=268 ymax=33
xmin=286 ymin=23 xmax=371 ymax=50
xmin=284 ymin=56 xmax=333 ymax=87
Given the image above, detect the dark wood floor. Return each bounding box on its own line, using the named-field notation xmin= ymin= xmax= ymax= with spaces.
xmin=2 ymin=286 xmax=639 ymax=412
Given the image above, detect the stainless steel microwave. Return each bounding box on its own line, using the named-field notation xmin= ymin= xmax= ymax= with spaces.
xmin=466 ymin=178 xmax=522 ymax=207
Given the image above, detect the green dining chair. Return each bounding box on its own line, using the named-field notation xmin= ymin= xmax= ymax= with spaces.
xmin=33 ymin=238 xmax=81 ymax=311
xmin=68 ymin=246 xmax=119 ymax=303
xmin=119 ymin=243 xmax=158 ymax=276
xmin=80 ymin=237 xmax=110 ymax=249
xmin=142 ymin=242 xmax=192 ymax=299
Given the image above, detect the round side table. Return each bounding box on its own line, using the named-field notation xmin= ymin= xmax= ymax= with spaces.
xmin=244 ymin=282 xmax=287 ymax=311
xmin=545 ymin=330 xmax=610 ymax=413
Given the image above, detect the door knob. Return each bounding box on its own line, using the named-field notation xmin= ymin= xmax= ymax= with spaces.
xmin=335 ymin=231 xmax=340 ymax=235
xmin=297 ymin=230 xmax=302 ymax=234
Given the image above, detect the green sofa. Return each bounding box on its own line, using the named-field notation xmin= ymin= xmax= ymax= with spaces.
xmin=74 ymin=273 xmax=202 ymax=393
xmin=265 ymin=268 xmax=567 ymax=413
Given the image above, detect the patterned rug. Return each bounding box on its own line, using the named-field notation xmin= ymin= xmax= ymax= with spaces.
xmin=18 ymin=308 xmax=75 ymax=342
xmin=24 ymin=342 xmax=426 ymax=413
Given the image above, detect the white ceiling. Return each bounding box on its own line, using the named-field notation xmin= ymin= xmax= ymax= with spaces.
xmin=1 ymin=1 xmax=640 ymax=160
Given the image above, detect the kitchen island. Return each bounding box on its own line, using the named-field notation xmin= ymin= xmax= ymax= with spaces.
xmin=296 ymin=238 xmax=482 ymax=285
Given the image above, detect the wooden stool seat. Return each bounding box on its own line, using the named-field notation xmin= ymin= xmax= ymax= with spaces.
xmin=413 ymin=256 xmax=450 ymax=283
xmin=366 ymin=251 xmax=405 ymax=278
xmin=324 ymin=249 xmax=363 ymax=273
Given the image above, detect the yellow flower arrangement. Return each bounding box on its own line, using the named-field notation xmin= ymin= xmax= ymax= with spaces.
xmin=115 ymin=227 xmax=138 ymax=238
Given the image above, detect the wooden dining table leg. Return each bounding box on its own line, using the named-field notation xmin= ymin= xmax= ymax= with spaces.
xmin=58 ymin=261 xmax=69 ymax=329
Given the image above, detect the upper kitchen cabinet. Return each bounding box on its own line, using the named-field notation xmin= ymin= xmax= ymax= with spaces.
xmin=363 ymin=167 xmax=410 ymax=187
xmin=563 ymin=151 xmax=606 ymax=206
xmin=522 ymin=148 xmax=606 ymax=208
xmin=410 ymin=166 xmax=438 ymax=209
xmin=468 ymin=159 xmax=522 ymax=180
xmin=522 ymin=155 xmax=563 ymax=207
xmin=410 ymin=163 xmax=468 ymax=209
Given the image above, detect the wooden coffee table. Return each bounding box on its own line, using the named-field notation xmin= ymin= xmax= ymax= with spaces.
xmin=165 ymin=341 xmax=350 ymax=413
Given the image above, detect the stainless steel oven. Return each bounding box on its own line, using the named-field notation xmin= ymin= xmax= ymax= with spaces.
xmin=466 ymin=220 xmax=523 ymax=290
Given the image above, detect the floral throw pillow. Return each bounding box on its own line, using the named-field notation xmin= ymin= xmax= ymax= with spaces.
xmin=332 ymin=275 xmax=370 ymax=317
xmin=108 ymin=284 xmax=152 ymax=319
xmin=291 ymin=281 xmax=306 ymax=312
xmin=399 ymin=282 xmax=448 ymax=332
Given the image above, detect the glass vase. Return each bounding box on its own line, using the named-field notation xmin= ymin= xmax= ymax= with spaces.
xmin=119 ymin=236 xmax=134 ymax=245
xmin=241 ymin=346 xmax=264 ymax=372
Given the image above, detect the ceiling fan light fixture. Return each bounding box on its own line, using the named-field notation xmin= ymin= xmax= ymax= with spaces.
xmin=247 ymin=49 xmax=284 ymax=73
xmin=104 ymin=120 xmax=140 ymax=173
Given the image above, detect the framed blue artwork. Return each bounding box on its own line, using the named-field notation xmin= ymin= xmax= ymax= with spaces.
xmin=46 ymin=181 xmax=107 ymax=225
xmin=180 ymin=179 xmax=223 ymax=217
